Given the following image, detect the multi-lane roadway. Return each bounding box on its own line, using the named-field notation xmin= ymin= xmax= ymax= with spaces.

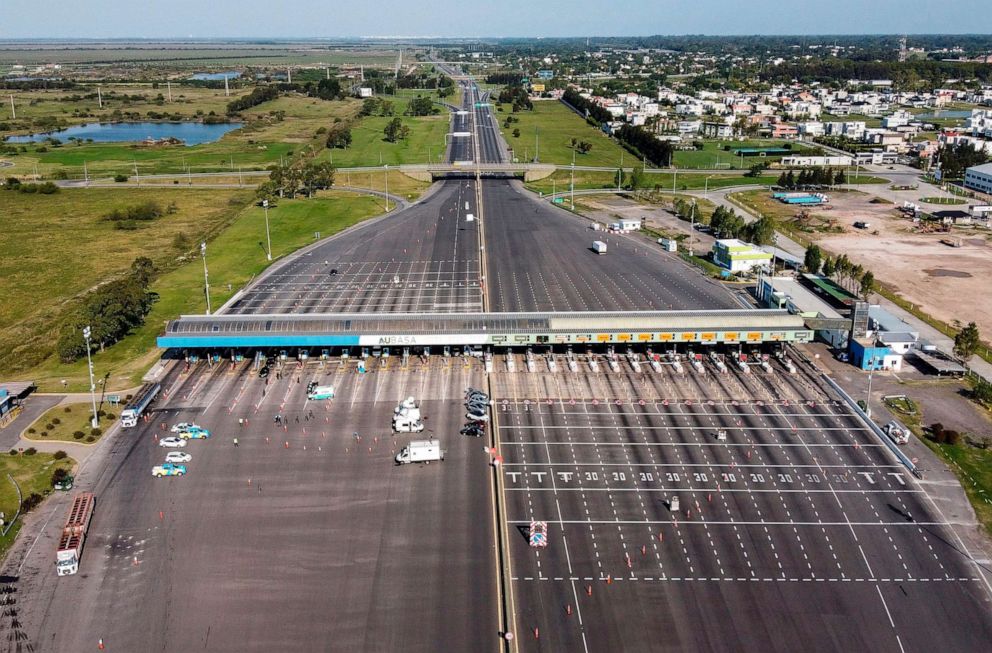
xmin=5 ymin=69 xmax=992 ymax=653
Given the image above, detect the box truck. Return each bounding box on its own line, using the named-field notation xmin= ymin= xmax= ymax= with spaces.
xmin=592 ymin=240 xmax=607 ymax=255
xmin=395 ymin=440 xmax=443 ymax=464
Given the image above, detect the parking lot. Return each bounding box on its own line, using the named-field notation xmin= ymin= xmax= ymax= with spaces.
xmin=13 ymin=355 xmax=496 ymax=652
xmin=491 ymin=352 xmax=992 ymax=651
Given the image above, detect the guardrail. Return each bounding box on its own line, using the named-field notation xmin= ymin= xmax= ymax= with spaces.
xmin=822 ymin=376 xmax=921 ymax=478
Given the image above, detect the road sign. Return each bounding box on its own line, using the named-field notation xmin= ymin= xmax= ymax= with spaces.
xmin=108 ymin=395 xmax=121 ymax=405
xmin=553 ymin=198 xmax=564 ymax=204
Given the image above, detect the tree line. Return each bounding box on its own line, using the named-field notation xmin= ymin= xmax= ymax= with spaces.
xmin=257 ymin=160 xmax=335 ymax=201
xmin=776 ymin=167 xmax=846 ymax=189
xmin=803 ymin=245 xmax=874 ymax=299
xmin=226 ymin=85 xmax=280 ymax=115
xmin=57 ymin=258 xmax=156 ymax=363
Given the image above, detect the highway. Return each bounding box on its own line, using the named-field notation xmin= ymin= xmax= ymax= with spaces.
xmin=6 ymin=67 xmax=992 ymax=653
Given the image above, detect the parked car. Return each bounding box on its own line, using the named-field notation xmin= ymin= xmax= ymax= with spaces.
xmin=461 ymin=426 xmax=485 ymax=437
xmin=165 ymin=451 xmax=192 ymax=463
xmin=158 ymin=437 xmax=187 ymax=448
xmin=466 ymin=410 xmax=489 ymax=422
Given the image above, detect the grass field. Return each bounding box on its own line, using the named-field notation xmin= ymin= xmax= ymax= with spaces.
xmin=920 ymin=196 xmax=967 ymax=205
xmin=673 ymin=140 xmax=816 ymax=169
xmin=0 ymin=186 xmax=254 ymax=374
xmin=0 ymin=451 xmax=76 ymax=559
xmin=9 ymin=190 xmax=385 ymax=392
xmin=23 ymin=402 xmax=112 ymax=444
xmin=0 ymin=47 xmax=401 ymax=67
xmin=526 ymin=170 xmax=781 ymax=195
xmin=494 ymin=101 xmax=628 ymax=167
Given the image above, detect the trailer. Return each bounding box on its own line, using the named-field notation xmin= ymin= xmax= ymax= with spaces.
xmin=395 ymin=440 xmax=443 ymax=464
xmin=120 ymin=383 xmax=160 ymax=428
xmin=56 ymin=493 xmax=95 ymax=576
xmin=592 ymin=240 xmax=607 ymax=255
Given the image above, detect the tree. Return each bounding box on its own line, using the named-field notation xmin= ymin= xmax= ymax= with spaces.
xmin=512 ymin=128 xmax=521 ymax=138
xmin=804 ymin=244 xmax=823 ymax=273
xmin=972 ymin=379 xmax=992 ymax=406
xmin=405 ymin=95 xmax=436 ymax=117
xmin=628 ymin=166 xmax=647 ymax=190
xmin=301 ymin=161 xmax=335 ymax=197
xmin=954 ymin=322 xmax=982 ymax=360
xmin=821 ymin=255 xmax=835 ymax=278
xmin=326 ymin=125 xmax=352 ymax=149
xmin=744 ymin=215 xmax=776 ymax=246
xmin=834 ymin=169 xmax=847 ymax=185
xmin=577 ymin=141 xmax=593 ymax=154
xmin=859 ymin=270 xmax=875 ymax=299
xmin=383 ymin=117 xmax=409 ymax=143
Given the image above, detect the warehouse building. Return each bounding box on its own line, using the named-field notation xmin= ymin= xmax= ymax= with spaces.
xmin=964 ymin=162 xmax=992 ymax=195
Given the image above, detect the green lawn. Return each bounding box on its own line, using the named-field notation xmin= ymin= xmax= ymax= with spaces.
xmin=0 ymin=187 xmax=254 ymax=374
xmin=23 ymin=402 xmax=113 ymax=444
xmin=13 ymin=190 xmax=385 ymax=392
xmin=0 ymin=451 xmax=76 ymax=559
xmin=494 ymin=101 xmax=628 ymax=167
xmin=526 ymin=170 xmax=780 ymax=195
xmin=673 ymin=140 xmax=816 ymax=170
xmin=328 ymin=112 xmax=450 ymax=166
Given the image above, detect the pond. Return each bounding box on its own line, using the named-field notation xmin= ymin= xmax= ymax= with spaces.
xmin=189 ymin=71 xmax=242 ymax=81
xmin=5 ymin=121 xmax=242 ymax=146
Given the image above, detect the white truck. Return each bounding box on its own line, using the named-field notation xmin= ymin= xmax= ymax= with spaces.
xmin=883 ymin=421 xmax=910 ymax=445
xmin=658 ymin=237 xmax=678 ymax=252
xmin=393 ymin=397 xmax=425 ymax=432
xmin=56 ymin=492 xmax=95 ymax=576
xmin=120 ymin=382 xmax=161 ymax=428
xmin=307 ymin=385 xmax=335 ymax=400
xmin=395 ymin=440 xmax=443 ymax=464
xmin=592 ymin=240 xmax=607 ymax=255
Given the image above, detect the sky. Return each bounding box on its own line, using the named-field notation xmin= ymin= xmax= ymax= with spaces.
xmin=2 ymin=0 xmax=991 ymax=39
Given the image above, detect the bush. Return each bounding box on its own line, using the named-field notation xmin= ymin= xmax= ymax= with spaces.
xmin=106 ymin=413 xmax=116 ymax=420
xmin=44 ymin=423 xmax=54 ymax=431
xmin=929 ymin=422 xmax=945 ymax=443
xmin=945 ymin=430 xmax=961 ymax=446
xmin=85 ymin=436 xmax=95 ymax=443
xmin=53 ymin=450 xmax=67 ymax=460
xmin=90 ymin=427 xmax=102 ymax=436
xmin=52 ymin=468 xmax=70 ymax=487
xmin=114 ymin=174 xmax=128 ymax=183
xmin=63 ymin=406 xmax=72 ymax=413
xmin=21 ymin=492 xmax=44 ymax=513
xmin=73 ymin=431 xmax=85 ymax=439
xmin=8 ymin=449 xmax=17 ymax=455
xmin=24 ymin=447 xmax=37 ymax=456
xmin=51 ymin=417 xmax=61 ymax=425
xmin=27 ymin=427 xmax=36 ymax=434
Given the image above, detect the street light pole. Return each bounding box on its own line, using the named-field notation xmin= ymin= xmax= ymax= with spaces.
xmin=201 ymin=242 xmax=212 ymax=315
xmin=262 ymin=200 xmax=272 ymax=261
xmin=384 ymin=165 xmax=390 ymax=211
xmin=865 ymin=356 xmax=878 ymax=418
xmin=82 ymin=326 xmax=99 ymax=429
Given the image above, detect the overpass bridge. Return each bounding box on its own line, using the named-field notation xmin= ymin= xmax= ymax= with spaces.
xmin=157 ymin=309 xmax=812 ymax=351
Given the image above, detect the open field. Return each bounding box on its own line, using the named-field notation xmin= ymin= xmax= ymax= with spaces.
xmin=732 ymin=187 xmax=992 ymax=338
xmin=327 ymin=112 xmax=450 ymax=167
xmin=2 ymin=92 xmax=353 ymax=177
xmin=0 ymin=46 xmax=402 ymax=67
xmin=0 ymin=451 xmax=75 ymax=558
xmin=11 ymin=190 xmax=385 ymax=392
xmin=673 ymin=139 xmax=816 ymax=169
xmin=526 ymin=169 xmax=781 ymax=195
xmin=494 ymin=100 xmax=629 ymax=166
xmin=0 ymin=186 xmax=254 ymax=373
xmin=23 ymin=402 xmax=110 ymax=444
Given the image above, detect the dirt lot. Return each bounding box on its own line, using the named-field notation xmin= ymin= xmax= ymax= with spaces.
xmin=811 ymin=192 xmax=992 ymax=334
xmin=734 ymin=188 xmax=992 ymax=335
xmin=574 ymin=193 xmax=719 ymax=249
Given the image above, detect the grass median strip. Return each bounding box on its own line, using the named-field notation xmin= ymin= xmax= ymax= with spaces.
xmin=0 ymin=451 xmax=76 ymax=559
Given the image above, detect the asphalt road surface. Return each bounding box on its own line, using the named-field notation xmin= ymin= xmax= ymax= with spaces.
xmin=225 ymin=179 xmax=483 ymax=315
xmin=492 ymin=351 xmax=992 ymax=652
xmin=6 ymin=356 xmax=496 ymax=652
xmin=482 ymin=178 xmax=739 ymax=313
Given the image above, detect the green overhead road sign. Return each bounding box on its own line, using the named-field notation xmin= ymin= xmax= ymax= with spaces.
xmin=553 ymin=198 xmax=564 ymax=204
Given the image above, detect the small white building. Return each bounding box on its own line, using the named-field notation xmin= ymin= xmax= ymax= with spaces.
xmin=358 ymin=87 xmax=374 ymax=98
xmin=712 ymin=239 xmax=772 ymax=274
xmin=610 ymin=219 xmax=642 ymax=232
xmin=964 ymin=162 xmax=992 ymax=195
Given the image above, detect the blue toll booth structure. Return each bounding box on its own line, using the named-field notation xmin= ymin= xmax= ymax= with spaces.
xmin=849 ymin=338 xmax=893 ymax=371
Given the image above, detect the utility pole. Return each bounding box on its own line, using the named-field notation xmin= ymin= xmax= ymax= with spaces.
xmin=384 ymin=165 xmax=390 ymax=211
xmin=689 ymin=201 xmax=696 ymax=256
xmin=97 ymin=85 xmax=103 ymax=108
xmin=201 ymin=242 xmax=212 ymax=314
xmin=8 ymin=94 xmax=15 ymax=119
xmin=287 ymin=68 xmax=292 ymax=84
xmin=570 ymin=164 xmax=575 ymax=207
xmin=865 ymin=356 xmax=878 ymax=418
xmin=167 ymin=81 xmax=172 ymax=102
xmin=535 ymin=128 xmax=539 ymax=163
xmin=224 ymin=75 xmax=230 ymax=97
xmin=133 ymin=161 xmax=140 ymax=186
xmin=262 ymin=200 xmax=272 ymax=261
xmin=82 ymin=326 xmax=99 ymax=429
xmin=83 ymin=161 xmax=89 ymax=186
